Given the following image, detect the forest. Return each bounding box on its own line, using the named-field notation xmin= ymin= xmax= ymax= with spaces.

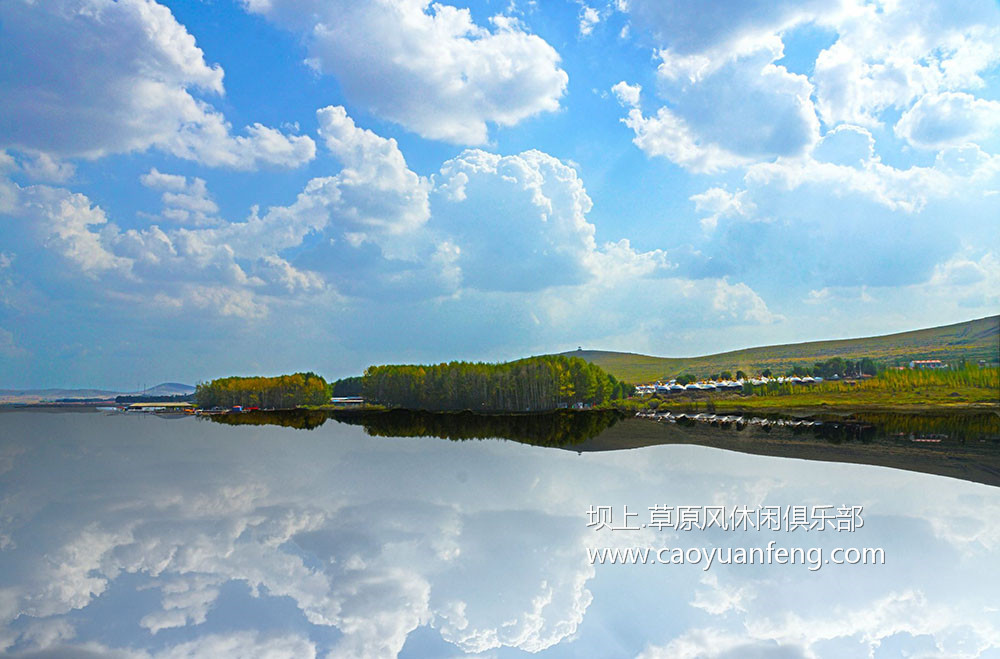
xmin=362 ymin=355 xmax=633 ymax=412
xmin=194 ymin=372 xmax=330 ymax=409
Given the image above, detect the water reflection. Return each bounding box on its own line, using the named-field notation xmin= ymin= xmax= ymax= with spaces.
xmin=209 ymin=408 xmax=625 ymax=446
xmin=1 ymin=410 xmax=999 ymax=658
xmin=208 ymin=408 xmax=1000 ymax=486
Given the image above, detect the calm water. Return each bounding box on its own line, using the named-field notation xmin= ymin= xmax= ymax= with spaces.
xmin=1 ymin=410 xmax=999 ymax=657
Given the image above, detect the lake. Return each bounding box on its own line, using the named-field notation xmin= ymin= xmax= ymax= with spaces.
xmin=1 ymin=409 xmax=999 ymax=657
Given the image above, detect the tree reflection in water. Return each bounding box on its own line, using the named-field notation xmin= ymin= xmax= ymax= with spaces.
xmin=207 ymin=408 xmax=626 ymax=446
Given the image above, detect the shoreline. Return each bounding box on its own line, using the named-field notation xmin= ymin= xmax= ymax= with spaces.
xmin=2 ymin=400 xmax=998 ymax=416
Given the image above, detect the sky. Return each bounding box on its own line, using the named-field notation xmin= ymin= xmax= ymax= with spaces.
xmin=1 ymin=0 xmax=998 ymax=389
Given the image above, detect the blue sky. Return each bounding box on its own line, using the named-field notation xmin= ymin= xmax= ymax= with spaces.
xmin=1 ymin=0 xmax=998 ymax=389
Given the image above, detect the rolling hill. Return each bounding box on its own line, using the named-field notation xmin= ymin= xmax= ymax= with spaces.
xmin=561 ymin=315 xmax=1000 ymax=384
xmin=0 ymin=382 xmax=195 ymax=404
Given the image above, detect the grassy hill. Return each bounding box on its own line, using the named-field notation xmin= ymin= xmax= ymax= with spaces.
xmin=561 ymin=315 xmax=1000 ymax=384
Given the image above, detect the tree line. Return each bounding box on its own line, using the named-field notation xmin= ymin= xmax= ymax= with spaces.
xmin=790 ymin=357 xmax=877 ymax=378
xmin=363 ymin=355 xmax=633 ymax=412
xmin=194 ymin=372 xmax=330 ymax=409
xmin=670 ymin=357 xmax=879 ymax=383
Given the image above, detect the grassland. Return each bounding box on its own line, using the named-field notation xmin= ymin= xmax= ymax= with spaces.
xmin=563 ymin=315 xmax=999 ymax=384
xmin=641 ymin=366 xmax=999 ymax=414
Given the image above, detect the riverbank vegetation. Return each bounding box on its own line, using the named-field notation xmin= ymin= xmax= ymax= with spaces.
xmin=194 ymin=372 xmax=330 ymax=409
xmin=363 ymin=356 xmax=632 ymax=412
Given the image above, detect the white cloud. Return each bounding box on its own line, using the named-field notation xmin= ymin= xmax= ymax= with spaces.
xmin=895 ymin=92 xmax=1000 ymax=150
xmin=611 ymin=81 xmax=641 ymax=108
xmin=154 ymin=632 xmax=316 ymax=659
xmin=690 ymin=574 xmax=751 ymax=616
xmin=3 ymin=118 xmax=791 ymax=372
xmin=315 ymin=105 xmax=432 ymax=245
xmin=812 ymin=0 xmax=1000 ymax=128
xmin=11 ymin=184 xmax=132 ymax=277
xmin=621 ymin=0 xmax=1000 ymax=179
xmin=623 ymin=107 xmax=751 ymax=174
xmin=242 ymin=0 xmax=568 ymax=145
xmin=141 ymin=169 xmax=220 ymax=226
xmin=625 ymin=0 xmax=840 ymax=58
xmin=579 ymin=5 xmax=600 ymax=36
xmin=641 ymin=588 xmax=1000 ymax=659
xmin=711 ymin=279 xmax=782 ymax=324
xmin=18 ymin=619 xmax=77 ymax=651
xmin=674 ymin=132 xmax=999 ymax=306
xmin=139 ymin=576 xmax=224 ymax=634
xmin=0 ymin=0 xmax=315 ymax=169
xmin=930 ymin=253 xmax=992 ymax=287
xmin=812 ymin=124 xmax=875 ymax=168
xmin=622 ymin=43 xmax=820 ymax=172
xmin=924 ymin=251 xmax=1000 ymax=308
xmin=433 ymin=149 xmax=599 ymax=292
xmin=17 ymin=153 xmax=76 ymax=183
xmin=689 ymin=187 xmax=753 ymax=231
xmin=0 ymin=105 xmax=437 ymax=320
xmin=744 ymin=154 xmax=951 ymax=214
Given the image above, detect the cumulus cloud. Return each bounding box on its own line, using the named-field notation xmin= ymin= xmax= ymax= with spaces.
xmin=433 ymin=149 xmax=599 ymax=292
xmin=315 ymin=105 xmax=432 ymax=245
xmin=640 ymin=589 xmax=1000 ymax=659
xmin=579 ymin=5 xmax=601 ymax=36
xmin=924 ymin=251 xmax=1000 ymax=308
xmin=611 ymin=81 xmax=641 ymax=107
xmin=622 ymin=43 xmax=820 ymax=172
xmin=9 ymin=185 xmax=132 ymax=278
xmin=625 ymin=0 xmax=839 ymax=58
xmin=154 ymin=632 xmax=317 ymax=659
xmin=623 ymin=107 xmax=751 ymax=173
xmin=710 ymin=279 xmax=782 ymax=324
xmin=673 ymin=138 xmax=1000 ymax=304
xmin=690 ymin=187 xmax=753 ymax=231
xmin=0 ymin=105 xmax=434 ymax=324
xmin=0 ymin=0 xmax=315 ymax=169
xmin=743 ymin=153 xmax=952 ymax=214
xmin=139 ymin=576 xmax=224 ymax=634
xmin=896 ymin=92 xmax=1000 ymax=150
xmin=620 ymin=0 xmax=1000 ymax=179
xmin=1 ymin=104 xmax=797 ymax=376
xmin=17 ymin=153 xmax=76 ymax=183
xmin=812 ymin=0 xmax=1000 ymax=128
xmin=811 ymin=124 xmax=875 ymax=168
xmin=141 ymin=169 xmax=220 ymax=226
xmin=1 ymin=181 xmax=320 ymax=322
xmin=242 ymin=0 xmax=568 ymax=145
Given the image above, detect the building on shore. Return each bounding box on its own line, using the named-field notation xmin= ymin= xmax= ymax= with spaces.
xmin=330 ymin=397 xmax=365 ymax=407
xmin=908 ymin=359 xmax=947 ymax=369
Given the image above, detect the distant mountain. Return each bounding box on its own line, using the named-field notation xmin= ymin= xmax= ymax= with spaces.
xmin=141 ymin=382 xmax=195 ymax=396
xmin=0 ymin=382 xmax=195 ymax=404
xmin=560 ymin=315 xmax=1000 ymax=384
